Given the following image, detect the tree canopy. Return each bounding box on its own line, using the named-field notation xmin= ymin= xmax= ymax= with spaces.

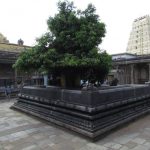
xmin=14 ymin=0 xmax=112 ymax=86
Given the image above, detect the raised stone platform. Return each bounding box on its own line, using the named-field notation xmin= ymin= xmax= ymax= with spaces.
xmin=11 ymin=85 xmax=150 ymax=138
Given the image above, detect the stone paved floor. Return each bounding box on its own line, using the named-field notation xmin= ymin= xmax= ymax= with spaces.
xmin=0 ymin=100 xmax=150 ymax=149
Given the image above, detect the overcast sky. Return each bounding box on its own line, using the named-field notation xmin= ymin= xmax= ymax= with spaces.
xmin=0 ymin=0 xmax=150 ymax=54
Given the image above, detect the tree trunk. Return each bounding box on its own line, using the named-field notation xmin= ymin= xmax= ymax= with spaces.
xmin=60 ymin=73 xmax=80 ymax=88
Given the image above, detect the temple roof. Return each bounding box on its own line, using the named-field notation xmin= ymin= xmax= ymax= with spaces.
xmin=0 ymin=43 xmax=31 ymax=53
xmin=0 ymin=43 xmax=32 ymax=64
xmin=0 ymin=33 xmax=31 ymax=64
xmin=0 ymin=33 xmax=31 ymax=53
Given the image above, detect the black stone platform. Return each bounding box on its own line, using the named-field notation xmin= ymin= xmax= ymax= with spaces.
xmin=11 ymin=85 xmax=150 ymax=138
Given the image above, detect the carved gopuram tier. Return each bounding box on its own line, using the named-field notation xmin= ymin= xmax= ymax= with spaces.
xmin=11 ymin=85 xmax=150 ymax=139
xmin=127 ymin=15 xmax=150 ymax=55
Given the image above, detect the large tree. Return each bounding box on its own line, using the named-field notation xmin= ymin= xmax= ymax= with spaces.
xmin=14 ymin=0 xmax=112 ymax=88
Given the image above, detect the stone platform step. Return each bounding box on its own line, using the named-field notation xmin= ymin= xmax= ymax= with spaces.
xmin=11 ymin=85 xmax=150 ymax=139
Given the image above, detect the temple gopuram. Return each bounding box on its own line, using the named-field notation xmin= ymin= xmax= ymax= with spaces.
xmin=109 ymin=15 xmax=150 ymax=85
xmin=0 ymin=33 xmax=31 ymax=87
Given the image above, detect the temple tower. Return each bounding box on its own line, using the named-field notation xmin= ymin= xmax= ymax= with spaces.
xmin=127 ymin=15 xmax=150 ymax=55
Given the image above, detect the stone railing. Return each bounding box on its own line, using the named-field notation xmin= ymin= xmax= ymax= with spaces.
xmin=11 ymin=85 xmax=150 ymax=138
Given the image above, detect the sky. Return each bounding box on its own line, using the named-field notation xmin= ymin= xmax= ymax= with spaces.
xmin=0 ymin=0 xmax=150 ymax=54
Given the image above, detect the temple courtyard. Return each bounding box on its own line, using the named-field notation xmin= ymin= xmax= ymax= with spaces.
xmin=0 ymin=100 xmax=150 ymax=150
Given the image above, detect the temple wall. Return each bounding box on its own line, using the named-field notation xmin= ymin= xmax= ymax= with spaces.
xmin=113 ymin=63 xmax=149 ymax=85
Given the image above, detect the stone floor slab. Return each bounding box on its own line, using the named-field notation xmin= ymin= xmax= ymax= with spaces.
xmin=1 ymin=100 xmax=150 ymax=149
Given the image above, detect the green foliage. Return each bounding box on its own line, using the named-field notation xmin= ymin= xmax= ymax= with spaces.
xmin=13 ymin=48 xmax=38 ymax=72
xmin=14 ymin=0 xmax=112 ymax=84
xmin=47 ymin=1 xmax=105 ymax=56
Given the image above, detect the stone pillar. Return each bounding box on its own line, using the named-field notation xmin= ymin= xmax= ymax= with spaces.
xmin=124 ymin=66 xmax=127 ymax=84
xmin=131 ymin=64 xmax=134 ymax=84
xmin=116 ymin=65 xmax=119 ymax=79
xmin=60 ymin=74 xmax=66 ymax=88
xmin=145 ymin=63 xmax=150 ymax=85
xmin=14 ymin=69 xmax=17 ymax=87
xmin=44 ymin=75 xmax=48 ymax=86
xmin=148 ymin=63 xmax=150 ymax=81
